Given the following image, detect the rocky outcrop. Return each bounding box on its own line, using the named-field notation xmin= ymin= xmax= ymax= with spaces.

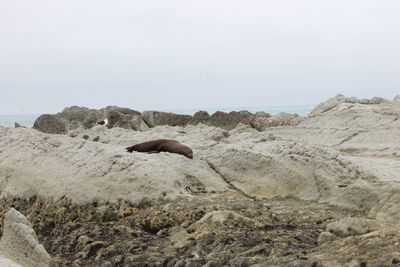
xmin=3 ymin=94 xmax=400 ymax=266
xmin=33 ymin=114 xmax=68 ymax=134
xmin=34 ymin=106 xmax=301 ymax=134
xmin=105 ymin=110 xmax=149 ymax=131
xmin=0 ymin=125 xmax=232 ymax=204
xmin=0 ymin=208 xmax=51 ymax=267
xmin=251 ymin=112 xmax=304 ymax=131
xmin=394 ymin=95 xmax=400 ymax=104
xmin=309 ymin=94 xmax=392 ymax=117
xmin=33 ymin=106 xmax=143 ymax=134
xmin=188 ymin=110 xmax=256 ymax=130
xmin=309 ymin=94 xmax=347 ymax=117
xmin=209 ymin=111 xmax=255 ymax=130
xmin=0 ymin=120 xmax=380 ymax=211
xmin=310 ymin=227 xmax=400 ymax=266
xmin=141 ymin=111 xmax=192 ymax=127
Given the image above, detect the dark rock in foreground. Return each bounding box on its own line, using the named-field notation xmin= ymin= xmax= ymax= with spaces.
xmin=0 ymin=194 xmax=352 ymax=267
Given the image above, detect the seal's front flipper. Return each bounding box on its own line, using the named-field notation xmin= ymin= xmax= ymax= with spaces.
xmin=126 ymin=146 xmax=135 ymax=153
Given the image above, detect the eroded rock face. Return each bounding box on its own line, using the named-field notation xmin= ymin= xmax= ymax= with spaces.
xmin=309 ymin=94 xmax=392 ymax=117
xmin=251 ymin=112 xmax=305 ymax=131
xmin=309 ymin=228 xmax=400 ymax=266
xmin=0 ymin=208 xmax=51 ymax=267
xmin=141 ymin=111 xmax=192 ymax=127
xmin=2 ymin=94 xmax=400 ymax=266
xmin=394 ymin=95 xmax=400 ymax=104
xmin=33 ymin=106 xmax=143 ymax=134
xmin=33 ymin=114 xmax=68 ymax=134
xmin=33 ymin=104 xmax=311 ymax=134
xmin=309 ymin=94 xmax=347 ymax=117
xmin=187 ymin=110 xmax=256 ymax=130
xmin=0 ymin=125 xmax=232 ymax=204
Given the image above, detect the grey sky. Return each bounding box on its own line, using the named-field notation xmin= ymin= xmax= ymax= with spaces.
xmin=1 ymin=0 xmax=399 ymax=114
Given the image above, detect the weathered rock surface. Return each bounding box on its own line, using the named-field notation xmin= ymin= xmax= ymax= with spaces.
xmin=251 ymin=112 xmax=305 ymax=131
xmin=0 ymin=195 xmax=350 ymax=267
xmin=0 ymin=208 xmax=51 ymax=267
xmin=2 ymin=94 xmax=400 ymax=266
xmin=33 ymin=106 xmax=147 ymax=134
xmin=309 ymin=228 xmax=400 ymax=267
xmin=394 ymin=94 xmax=400 ymax=104
xmin=325 ymin=217 xmax=382 ymax=237
xmin=309 ymin=94 xmax=392 ymax=117
xmin=34 ymin=106 xmax=300 ymax=134
xmin=33 ymin=114 xmax=68 ymax=134
xmin=0 ymin=125 xmax=231 ymax=204
xmin=141 ymin=110 xmax=193 ymax=127
xmin=0 ymin=121 xmax=376 ymax=210
xmin=186 ymin=110 xmax=258 ymax=130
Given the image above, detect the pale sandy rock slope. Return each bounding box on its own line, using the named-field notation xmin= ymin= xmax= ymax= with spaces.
xmin=0 ymin=96 xmax=399 ymax=220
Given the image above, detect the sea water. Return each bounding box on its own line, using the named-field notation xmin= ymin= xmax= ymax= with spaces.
xmin=0 ymin=105 xmax=314 ymax=128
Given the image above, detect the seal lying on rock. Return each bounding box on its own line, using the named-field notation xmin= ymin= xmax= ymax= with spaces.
xmin=126 ymin=139 xmax=193 ymax=159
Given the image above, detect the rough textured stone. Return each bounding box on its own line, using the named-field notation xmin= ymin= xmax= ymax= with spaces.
xmin=33 ymin=114 xmax=68 ymax=134
xmin=3 ymin=94 xmax=400 ymax=266
xmin=141 ymin=111 xmax=192 ymax=127
xmin=325 ymin=217 xmax=381 ymax=237
xmin=105 ymin=110 xmax=134 ymax=129
xmin=251 ymin=112 xmax=304 ymax=131
xmin=188 ymin=111 xmax=211 ymax=125
xmin=188 ymin=110 xmax=255 ymax=130
xmin=317 ymin=231 xmax=338 ymax=245
xmin=209 ymin=111 xmax=254 ymax=130
xmin=131 ymin=114 xmax=149 ymax=131
xmin=0 ymin=208 xmax=51 ymax=267
xmin=33 ymin=106 xmax=144 ymax=133
xmin=309 ymin=94 xmax=347 ymax=117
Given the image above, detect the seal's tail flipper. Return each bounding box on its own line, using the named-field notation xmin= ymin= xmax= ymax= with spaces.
xmin=126 ymin=146 xmax=134 ymax=153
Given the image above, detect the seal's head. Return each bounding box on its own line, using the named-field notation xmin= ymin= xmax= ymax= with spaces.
xmin=184 ymin=147 xmax=193 ymax=159
xmin=181 ymin=146 xmax=193 ymax=159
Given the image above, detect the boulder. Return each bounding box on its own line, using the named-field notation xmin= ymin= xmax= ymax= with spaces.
xmin=309 ymin=94 xmax=347 ymax=117
xmin=249 ymin=112 xmax=271 ymax=131
xmin=105 ymin=110 xmax=134 ymax=129
xmin=344 ymin=96 xmax=359 ymax=104
xmin=141 ymin=111 xmax=192 ymax=127
xmin=251 ymin=112 xmax=304 ymax=131
xmin=33 ymin=106 xmax=144 ymax=134
xmin=368 ymin=97 xmax=390 ymax=104
xmin=192 ymin=210 xmax=260 ymax=229
xmin=187 ymin=111 xmax=211 ymax=125
xmin=210 ymin=111 xmax=255 ymax=130
xmin=0 ymin=208 xmax=51 ymax=267
xmin=33 ymin=114 xmax=68 ymax=134
xmin=101 ymin=106 xmax=141 ymax=116
xmin=309 ymin=95 xmax=392 ymax=117
xmin=59 ymin=106 xmax=99 ymax=128
xmin=325 ymin=217 xmax=381 ymax=238
xmin=131 ymin=115 xmax=149 ymax=131
xmin=189 ymin=110 xmax=255 ymax=130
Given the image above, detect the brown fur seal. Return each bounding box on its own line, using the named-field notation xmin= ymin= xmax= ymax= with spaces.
xmin=126 ymin=139 xmax=193 ymax=159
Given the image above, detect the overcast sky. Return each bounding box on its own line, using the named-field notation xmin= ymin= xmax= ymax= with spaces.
xmin=1 ymin=0 xmax=399 ymax=114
